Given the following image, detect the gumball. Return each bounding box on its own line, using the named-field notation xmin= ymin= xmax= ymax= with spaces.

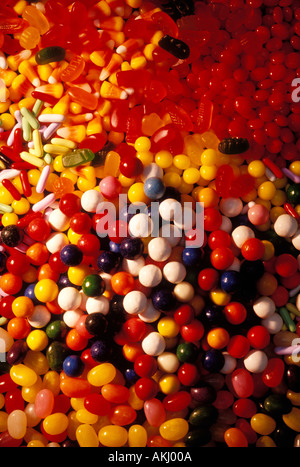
xmin=34 ymin=279 xmax=59 ymax=303
xmin=120 ymin=237 xmax=144 ymax=260
xmin=143 ymin=177 xmax=166 ymax=200
xmin=120 ymin=155 xmax=143 ymax=178
xmin=134 ymin=355 xmax=157 ymax=378
xmin=182 ymin=247 xmax=202 ymax=267
xmin=227 ymin=335 xmax=250 ymax=359
xmin=198 ymin=268 xmax=219 ymax=291
xmin=57 ymin=287 xmax=82 ymax=311
xmin=207 ymin=327 xmax=230 ymax=349
xmin=123 ymin=291 xmax=147 ymax=315
xmin=180 ymin=320 xmax=204 ymax=343
xmin=220 ymin=271 xmax=240 ymax=293
xmin=241 ymin=238 xmax=265 ymax=261
xmin=223 ymin=302 xmax=247 ymax=325
xmin=60 ymin=244 xmax=83 ymax=266
xmin=6 ymin=253 xmax=30 ymax=276
xmin=99 ymin=176 xmax=122 ymax=200
xmin=63 ymin=355 xmax=85 ymax=377
xmin=90 ymin=340 xmax=110 ymax=362
xmin=208 ymin=230 xmax=231 ymax=250
xmin=210 ymin=247 xmax=234 ymax=270
xmin=69 ymin=212 xmax=92 ymax=234
xmin=247 ymin=326 xmax=270 ymax=349
xmin=151 ymin=288 xmax=177 ymax=312
xmin=248 ymin=204 xmax=269 ymax=226
xmin=232 ymin=225 xmax=255 ymax=249
xmin=243 ymin=350 xmax=268 ymax=373
xmin=1 ymin=225 xmax=23 ymax=247
xmin=82 ymin=274 xmax=105 ymax=297
xmin=274 ymin=214 xmax=298 ymax=238
xmin=59 ymin=193 xmax=81 ymax=217
xmin=111 ymin=272 xmax=135 ymax=295
xmin=275 ymin=254 xmax=298 ymax=277
xmin=27 ymin=218 xmax=51 ymax=242
xmin=139 ymin=264 xmax=163 ymax=287
xmin=97 ymin=251 xmax=121 ymax=273
xmin=85 ymin=313 xmax=107 ymax=336
xmin=202 ymin=349 xmax=225 ymax=372
xmin=135 ymin=377 xmax=158 ymax=400
xmin=176 ymin=342 xmax=199 ymax=363
xmin=108 ymin=220 xmax=129 ymax=244
xmin=77 ymin=233 xmax=100 ymax=256
xmin=203 ymin=207 xmax=222 ymax=231
xmin=26 ymin=243 xmax=49 ymax=266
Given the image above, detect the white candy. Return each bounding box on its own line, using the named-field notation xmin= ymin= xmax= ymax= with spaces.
xmin=253 ymin=296 xmax=276 ymax=319
xmin=173 ymin=206 xmax=196 ymax=231
xmin=122 ymin=257 xmax=145 ymax=276
xmin=174 ymin=281 xmax=194 ymax=302
xmin=99 ymin=273 xmax=112 ymax=291
xmin=63 ymin=309 xmax=83 ymax=328
xmin=48 ymin=208 xmax=70 ymax=231
xmin=58 ymin=287 xmax=82 ymax=311
xmin=231 ymin=225 xmax=255 ymax=249
xmin=138 ymin=299 xmax=161 ymax=323
xmin=28 ymin=305 xmax=51 ymax=328
xmin=220 ymin=352 xmax=237 ymax=374
xmin=274 ymin=214 xmax=298 ymax=238
xmin=128 ymin=213 xmax=153 ymax=238
xmin=45 ymin=232 xmax=69 ymax=253
xmin=219 ymin=216 xmax=232 ymax=233
xmin=123 ymin=291 xmax=147 ymax=315
xmin=141 ymin=332 xmax=166 ymax=356
xmin=81 ymin=189 xmax=104 ymax=213
xmin=262 ymin=313 xmax=283 ymax=334
xmin=86 ymin=296 xmax=109 ymax=315
xmin=163 ymin=261 xmax=186 ymax=284
xmin=159 ymin=224 xmax=182 ymax=247
xmin=243 ymin=350 xmax=268 ymax=373
xmin=157 ymin=352 xmax=180 ymax=373
xmin=141 ymin=163 xmax=163 ymax=182
xmin=292 ymin=229 xmax=300 ymax=251
xmin=139 ymin=264 xmax=162 ymax=288
xmin=226 ymin=257 xmax=241 ymax=272
xmin=219 ymin=198 xmax=243 ymax=217
xmin=148 ymin=237 xmax=172 ymax=262
xmin=159 ymin=198 xmax=182 ymax=222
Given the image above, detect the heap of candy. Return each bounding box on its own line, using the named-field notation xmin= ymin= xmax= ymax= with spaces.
xmin=0 ymin=0 xmax=299 ymax=448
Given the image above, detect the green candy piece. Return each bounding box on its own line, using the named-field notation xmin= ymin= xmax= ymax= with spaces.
xmin=189 ymin=406 xmax=218 ymax=427
xmin=46 ymin=341 xmax=69 ymax=371
xmin=46 ymin=320 xmax=68 ymax=340
xmin=35 ymin=46 xmax=66 ymax=65
xmin=82 ymin=274 xmax=106 ymax=297
xmin=62 ymin=148 xmax=95 ymax=168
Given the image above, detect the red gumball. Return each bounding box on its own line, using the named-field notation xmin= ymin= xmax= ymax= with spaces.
xmin=210 ymin=247 xmax=234 ymax=270
xmin=77 ymin=233 xmax=100 ymax=256
xmin=247 ymin=325 xmax=270 ymax=350
xmin=134 ymin=355 xmax=157 ymax=378
xmin=224 ymin=302 xmax=247 ymax=325
xmin=275 ymin=254 xmax=298 ymax=278
xmin=180 ymin=319 xmax=204 ymax=342
xmin=208 ymin=230 xmax=231 ymax=250
xmin=241 ymin=238 xmax=265 ymax=261
xmin=27 ymin=218 xmax=51 ymax=242
xmin=227 ymin=335 xmax=250 ymax=359
xmin=70 ymin=212 xmax=92 ymax=234
xmin=174 ymin=304 xmax=195 ymax=325
xmin=59 ymin=193 xmax=81 ymax=217
xmin=135 ymin=377 xmax=158 ymax=400
xmin=198 ymin=268 xmax=219 ymax=291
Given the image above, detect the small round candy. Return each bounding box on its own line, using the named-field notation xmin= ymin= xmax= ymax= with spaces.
xmin=163 ymin=261 xmax=186 ymax=284
xmin=232 ymin=225 xmax=255 ymax=249
xmin=248 ymin=204 xmax=270 ymax=226
xmin=48 ymin=209 xmax=70 ymax=232
xmin=159 ymin=198 xmax=182 ymax=221
xmin=34 ymin=279 xmax=58 ymax=303
xmin=59 ymin=193 xmax=81 ymax=217
xmin=241 ymin=238 xmax=265 ymax=261
xmin=97 ymin=251 xmax=121 ymax=273
xmin=99 ymin=176 xmax=122 ymax=200
xmin=142 ymin=332 xmax=166 ymax=356
xmin=60 ymin=244 xmax=83 ymax=266
xmin=243 ymin=350 xmax=268 ymax=373
xmin=128 ymin=213 xmax=153 ymax=238
xmin=224 ymin=302 xmax=247 ymax=325
xmin=81 ymin=189 xmax=104 ymax=212
xmin=143 ymin=177 xmax=166 ymax=200
xmin=82 ymin=275 xmax=106 ymax=297
xmin=138 ymin=264 xmax=162 ymax=288
xmin=148 ymin=237 xmax=172 ymax=262
xmin=1 ymin=225 xmax=23 ymax=247
xmin=57 ymin=287 xmax=82 ymax=311
xmin=63 ymin=355 xmax=85 ymax=377
xmin=120 ymin=237 xmax=144 ymax=260
xmin=274 ymin=214 xmax=298 ymax=237
xmin=219 ymin=198 xmax=243 ymax=217
xmin=123 ymin=291 xmax=147 ymax=315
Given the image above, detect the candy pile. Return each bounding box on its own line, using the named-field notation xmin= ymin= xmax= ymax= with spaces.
xmin=0 ymin=0 xmax=299 ymax=448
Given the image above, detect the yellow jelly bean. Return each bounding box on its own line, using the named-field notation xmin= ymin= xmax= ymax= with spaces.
xmin=10 ymin=364 xmax=38 ymax=387
xmin=159 ymin=418 xmax=189 ymax=441
xmin=76 ymin=424 xmax=99 ymax=447
xmin=98 ymin=425 xmax=128 ymax=447
xmin=42 ymin=371 xmax=60 ymax=396
xmin=256 ymin=436 xmax=276 ymax=447
xmin=76 ymin=408 xmax=98 ymax=425
xmin=283 ymin=408 xmax=300 ymax=432
xmin=128 ymin=386 xmax=144 ymax=411
xmin=250 ymin=413 xmax=276 ymax=435
xmin=7 ymin=410 xmax=27 ymax=439
xmin=27 ymin=440 xmax=46 ymax=447
xmin=128 ymin=425 xmax=148 ymax=447
xmin=287 ymin=390 xmax=300 ymax=407
xmin=22 ymin=376 xmax=43 ymax=403
xmin=43 ymin=413 xmax=69 ymax=435
xmin=87 ymin=363 xmax=116 ymax=386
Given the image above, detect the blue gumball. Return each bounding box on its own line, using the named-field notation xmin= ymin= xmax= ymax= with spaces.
xmin=220 ymin=270 xmax=240 ymax=294
xmin=63 ymin=355 xmax=85 ymax=377
xmin=143 ymin=177 xmax=166 ymax=200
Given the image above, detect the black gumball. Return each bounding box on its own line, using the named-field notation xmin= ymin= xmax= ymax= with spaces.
xmin=1 ymin=225 xmax=23 ymax=247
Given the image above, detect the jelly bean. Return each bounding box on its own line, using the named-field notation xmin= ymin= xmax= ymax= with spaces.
xmin=250 ymin=414 xmax=276 ymax=436
xmin=224 ymin=427 xmax=248 ymax=447
xmin=159 ymin=418 xmax=189 ymax=441
xmin=34 ymin=389 xmax=54 ymax=419
xmin=76 ymin=424 xmax=99 ymax=448
xmin=98 ymin=425 xmax=128 ymax=447
xmin=144 ymin=398 xmax=166 ymax=427
xmin=128 ymin=425 xmax=148 ymax=448
xmin=35 ymin=47 xmax=66 ymax=66
xmin=7 ymin=410 xmax=27 ymax=440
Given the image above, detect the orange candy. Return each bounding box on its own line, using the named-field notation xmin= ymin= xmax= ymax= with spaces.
xmin=111 ymin=272 xmax=135 ymax=295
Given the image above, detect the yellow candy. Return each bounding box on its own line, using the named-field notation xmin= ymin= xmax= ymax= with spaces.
xmin=76 ymin=409 xmax=98 ymax=425
xmin=200 ymin=148 xmax=218 ymax=166
xmin=0 ymin=411 xmax=8 ymax=432
xmin=200 ymin=165 xmax=218 ymax=181
xmin=10 ymin=364 xmax=38 ymax=387
xmin=128 ymin=425 xmax=148 ymax=447
xmin=157 ymin=317 xmax=180 ymax=338
xmin=0 ymin=113 xmax=15 ymax=130
xmin=67 ymin=264 xmax=92 ymax=286
xmin=282 ymin=408 xmax=300 ymax=432
xmin=135 ymin=136 xmax=151 ymax=152
xmin=248 ymin=160 xmax=266 ymax=178
xmin=23 ymin=350 xmax=49 ymax=375
xmin=43 ymin=413 xmax=69 ymax=435
xmin=210 ymin=288 xmax=231 ymax=306
xmin=155 ymin=150 xmax=173 ymax=169
xmin=257 ymin=181 xmax=276 ymax=201
xmin=256 ymin=436 xmax=277 ymax=447
xmin=11 ymin=197 xmax=30 ymax=215
xmin=128 ymin=182 xmax=149 ymax=204
xmin=182 ymin=167 xmax=200 ymax=185
xmin=158 ymin=374 xmax=181 ymax=395
xmin=1 ymin=212 xmax=18 ymax=226
xmin=87 ymin=363 xmax=116 ymax=386
xmin=26 ymin=330 xmax=49 ymax=352
xmin=159 ymin=418 xmax=189 ymax=441
xmin=163 ymin=172 xmax=181 ymax=189
xmin=0 ymin=394 xmax=5 ymax=410
xmin=98 ymin=425 xmax=128 ymax=447
xmin=173 ymin=154 xmax=191 ymax=170
xmin=76 ymin=424 xmax=99 ymax=447
xmin=250 ymin=414 xmax=276 ymax=435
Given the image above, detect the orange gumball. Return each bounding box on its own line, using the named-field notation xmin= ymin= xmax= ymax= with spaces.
xmin=26 ymin=242 xmax=49 ymax=266
xmin=207 ymin=327 xmax=230 ymax=350
xmin=37 ymin=264 xmax=60 ymax=282
xmin=7 ymin=317 xmax=31 ymax=339
xmin=111 ymin=272 xmax=135 ymax=296
xmin=0 ymin=273 xmax=23 ymax=295
xmin=66 ymin=329 xmax=89 ymax=352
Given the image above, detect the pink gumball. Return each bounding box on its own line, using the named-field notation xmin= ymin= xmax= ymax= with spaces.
xmin=248 ymin=204 xmax=269 ymax=226
xmin=99 ymin=176 xmax=122 ymax=200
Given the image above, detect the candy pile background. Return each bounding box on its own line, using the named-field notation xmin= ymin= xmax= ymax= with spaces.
xmin=0 ymin=0 xmax=299 ymax=448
